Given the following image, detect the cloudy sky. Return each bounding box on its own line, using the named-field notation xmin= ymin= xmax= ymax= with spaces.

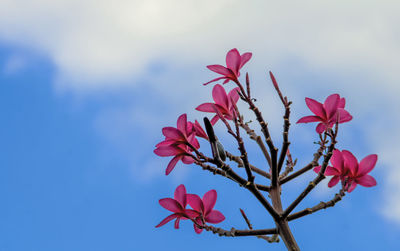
xmin=1 ymin=1 xmax=399 ymax=250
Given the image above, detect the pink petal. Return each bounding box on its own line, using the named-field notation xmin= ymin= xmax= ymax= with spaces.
xmin=174 ymin=217 xmax=181 ymax=229
xmin=323 ymin=94 xmax=340 ymax=119
xmin=296 ymin=115 xmax=321 ymax=123
xmin=194 ymin=120 xmax=208 ymax=139
xmin=176 ymin=114 xmax=187 ymax=134
xmin=347 ymin=182 xmax=357 ymax=192
xmin=159 ymin=198 xmax=183 ymax=213
xmin=203 ymin=189 xmax=217 ymax=215
xmin=313 ymin=166 xmax=321 ymax=173
xmin=155 ymin=139 xmax=176 ymax=147
xmin=174 ymin=184 xmax=187 ymax=207
xmin=338 ymin=98 xmax=346 ymax=108
xmin=166 ymin=155 xmax=182 ymax=175
xmin=316 ymin=123 xmax=327 ymax=134
xmin=305 ymin=97 xmax=326 ymax=119
xmin=226 ymin=48 xmax=241 ymax=75
xmin=181 ymin=155 xmax=194 ymax=164
xmin=203 ymin=76 xmax=228 ymax=86
xmin=228 ymin=87 xmax=240 ymax=105
xmin=358 ymin=154 xmax=378 ymax=176
xmin=342 ymin=150 xmax=359 ymax=175
xmin=162 ymin=127 xmax=184 ymax=140
xmin=196 ymin=103 xmax=216 ymax=113
xmin=207 ymin=64 xmax=232 ymax=76
xmin=184 ymin=209 xmax=200 ymax=219
xmin=205 ymin=210 xmax=225 ymax=224
xmin=193 ymin=218 xmax=203 ymax=234
xmin=356 ymin=175 xmax=377 ymax=187
xmin=325 ymin=166 xmax=341 ymax=176
xmin=187 ymin=194 xmax=204 ymax=213
xmin=330 ymin=149 xmax=344 ymax=172
xmin=212 ymin=84 xmax=229 ymax=110
xmin=210 ymin=115 xmax=219 ymax=125
xmin=187 ymin=133 xmax=200 ymax=149
xmin=155 ymin=213 xmax=178 ymax=228
xmin=154 ymin=146 xmax=182 ymax=157
xmin=337 ymin=108 xmax=353 ymax=123
xmin=328 ymin=176 xmax=340 ymax=187
xmin=239 ymin=52 xmax=252 ymax=69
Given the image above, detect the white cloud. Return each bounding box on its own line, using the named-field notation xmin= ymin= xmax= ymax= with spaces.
xmin=0 ymin=0 xmax=399 ymax=221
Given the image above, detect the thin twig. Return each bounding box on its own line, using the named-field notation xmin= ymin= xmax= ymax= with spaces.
xmin=226 ymin=151 xmax=271 ymax=179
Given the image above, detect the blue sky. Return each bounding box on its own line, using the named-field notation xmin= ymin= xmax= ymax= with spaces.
xmin=1 ymin=1 xmax=400 ymax=250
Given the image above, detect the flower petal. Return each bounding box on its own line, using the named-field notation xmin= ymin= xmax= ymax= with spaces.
xmin=205 ymin=210 xmax=225 ymax=224
xmin=356 ymin=175 xmax=377 ymax=187
xmin=159 ymin=198 xmax=183 ymax=213
xmin=358 ymin=154 xmax=378 ymax=176
xmin=154 ymin=146 xmax=182 ymax=157
xmin=325 ymin=166 xmax=341 ymax=176
xmin=203 ymin=189 xmax=217 ymax=215
xmin=203 ymin=76 xmax=227 ymax=86
xmin=328 ymin=176 xmax=340 ymax=187
xmin=196 ymin=103 xmax=217 ymax=113
xmin=212 ymin=84 xmax=229 ymax=110
xmin=184 ymin=209 xmax=200 ymax=219
xmin=207 ymin=64 xmax=231 ymax=76
xmin=347 ymin=182 xmax=357 ymax=192
xmin=162 ymin=127 xmax=184 ymax=140
xmin=193 ymin=218 xmax=203 ymax=234
xmin=181 ymin=155 xmax=194 ymax=164
xmin=155 ymin=213 xmax=178 ymax=228
xmin=313 ymin=166 xmax=321 ymax=173
xmin=239 ymin=52 xmax=252 ymax=69
xmin=316 ymin=123 xmax=327 ymax=134
xmin=330 ymin=149 xmax=344 ymax=172
xmin=174 ymin=184 xmax=187 ymax=207
xmin=342 ymin=150 xmax=359 ymax=175
xmin=174 ymin=217 xmax=181 ymax=229
xmin=166 ymin=155 xmax=182 ymax=175
xmin=323 ymin=94 xmax=340 ymax=119
xmin=210 ymin=115 xmax=219 ymax=125
xmin=194 ymin=120 xmax=208 ymax=139
xmin=305 ymin=97 xmax=326 ymax=119
xmin=187 ymin=194 xmax=204 ymax=213
xmin=226 ymin=48 xmax=241 ymax=75
xmin=337 ymin=108 xmax=353 ymax=123
xmin=228 ymin=87 xmax=240 ymax=105
xmin=155 ymin=139 xmax=176 ymax=147
xmin=338 ymin=97 xmax=346 ymax=109
xmin=176 ymin=114 xmax=187 ymax=134
xmin=296 ymin=115 xmax=321 ymax=124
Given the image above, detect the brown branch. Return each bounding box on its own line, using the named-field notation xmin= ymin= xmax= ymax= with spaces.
xmin=279 ymin=150 xmax=297 ymax=180
xmin=226 ymin=151 xmax=271 ymax=179
xmin=277 ymin=101 xmax=291 ymax=174
xmin=240 ymin=122 xmax=272 ymax=169
xmin=240 ymin=209 xmax=280 ymax=243
xmin=279 ymin=134 xmax=327 ymax=184
xmin=287 ymin=189 xmax=346 ymax=221
xmin=202 ymin=225 xmax=278 ymax=237
xmin=282 ymin=127 xmax=338 ymax=218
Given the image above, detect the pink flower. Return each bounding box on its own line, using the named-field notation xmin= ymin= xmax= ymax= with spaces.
xmin=154 ymin=114 xmax=208 ymax=175
xmin=314 ymin=149 xmax=378 ymax=192
xmin=187 ymin=189 xmax=225 ymax=234
xmin=204 ymin=48 xmax=252 ymax=85
xmin=156 ymin=185 xmax=199 ymax=229
xmin=196 ymin=84 xmax=240 ymax=125
xmin=297 ymin=94 xmax=353 ymax=134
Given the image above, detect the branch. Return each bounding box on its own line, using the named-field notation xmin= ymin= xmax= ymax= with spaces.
xmin=240 ymin=209 xmax=280 ymax=243
xmin=287 ymin=189 xmax=346 ymax=221
xmin=226 ymin=151 xmax=271 ymax=179
xmin=282 ymin=126 xmax=338 ymax=218
xmin=202 ymin=225 xmax=278 ymax=237
xmin=279 ymin=150 xmax=297 ymax=179
xmin=280 ymin=134 xmax=327 ymax=184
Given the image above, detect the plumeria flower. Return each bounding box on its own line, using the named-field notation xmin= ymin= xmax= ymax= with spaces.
xmin=156 ymin=185 xmax=199 ymax=229
xmin=204 ymin=48 xmax=252 ymax=85
xmin=314 ymin=149 xmax=378 ymax=192
xmin=196 ymin=84 xmax=240 ymax=125
xmin=187 ymin=189 xmax=225 ymax=234
xmin=154 ymin=144 xmax=196 ymax=175
xmin=297 ymin=94 xmax=353 ymax=134
xmin=155 ymin=114 xmax=209 ymax=175
xmin=156 ymin=114 xmax=200 ymax=148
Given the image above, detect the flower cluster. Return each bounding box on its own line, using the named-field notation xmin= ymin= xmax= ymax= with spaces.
xmin=297 ymin=94 xmax=352 ymax=134
xmin=314 ymin=149 xmax=377 ymax=192
xmin=156 ymin=184 xmax=225 ymax=233
xmin=154 ymin=114 xmax=207 ymax=175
